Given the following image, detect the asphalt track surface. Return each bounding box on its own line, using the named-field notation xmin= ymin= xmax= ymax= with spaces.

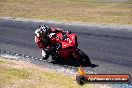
xmin=0 ymin=19 xmax=132 ymax=79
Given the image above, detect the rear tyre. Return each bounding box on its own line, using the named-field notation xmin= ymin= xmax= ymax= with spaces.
xmin=78 ymin=49 xmax=91 ymax=66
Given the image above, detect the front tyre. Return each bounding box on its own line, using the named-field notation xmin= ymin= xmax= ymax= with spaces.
xmin=78 ymin=49 xmax=91 ymax=66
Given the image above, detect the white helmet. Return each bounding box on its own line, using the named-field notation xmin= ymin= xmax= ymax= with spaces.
xmin=39 ymin=25 xmax=48 ymax=33
xmin=35 ymin=25 xmax=50 ymax=37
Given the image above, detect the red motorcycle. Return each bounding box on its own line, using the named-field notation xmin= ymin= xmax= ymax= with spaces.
xmin=35 ymin=30 xmax=91 ymax=66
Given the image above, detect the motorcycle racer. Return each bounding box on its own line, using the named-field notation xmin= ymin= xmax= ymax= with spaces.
xmin=35 ymin=25 xmax=91 ymax=66
xmin=35 ymin=25 xmax=68 ymax=60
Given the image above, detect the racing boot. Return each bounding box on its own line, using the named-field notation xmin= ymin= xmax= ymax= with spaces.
xmin=42 ymin=49 xmax=49 ymax=60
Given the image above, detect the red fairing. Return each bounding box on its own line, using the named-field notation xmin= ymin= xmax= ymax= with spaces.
xmin=49 ymin=32 xmax=79 ymax=60
xmin=67 ymin=34 xmax=78 ymax=46
xmin=53 ymin=33 xmax=77 ymax=48
xmin=58 ymin=48 xmax=79 ymax=60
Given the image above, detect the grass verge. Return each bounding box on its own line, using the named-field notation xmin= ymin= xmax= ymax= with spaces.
xmin=0 ymin=57 xmax=92 ymax=88
xmin=0 ymin=0 xmax=131 ymax=25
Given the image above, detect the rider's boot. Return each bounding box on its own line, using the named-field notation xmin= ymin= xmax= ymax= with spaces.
xmin=42 ymin=49 xmax=49 ymax=60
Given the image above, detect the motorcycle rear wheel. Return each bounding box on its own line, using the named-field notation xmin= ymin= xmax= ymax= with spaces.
xmin=78 ymin=49 xmax=91 ymax=67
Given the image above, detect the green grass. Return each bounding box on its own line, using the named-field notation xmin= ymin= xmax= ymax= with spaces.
xmin=0 ymin=68 xmax=30 ymax=84
xmin=0 ymin=60 xmax=6 ymax=64
xmin=0 ymin=58 xmax=92 ymax=88
xmin=0 ymin=0 xmax=131 ymax=25
xmin=6 ymin=68 xmax=30 ymax=79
